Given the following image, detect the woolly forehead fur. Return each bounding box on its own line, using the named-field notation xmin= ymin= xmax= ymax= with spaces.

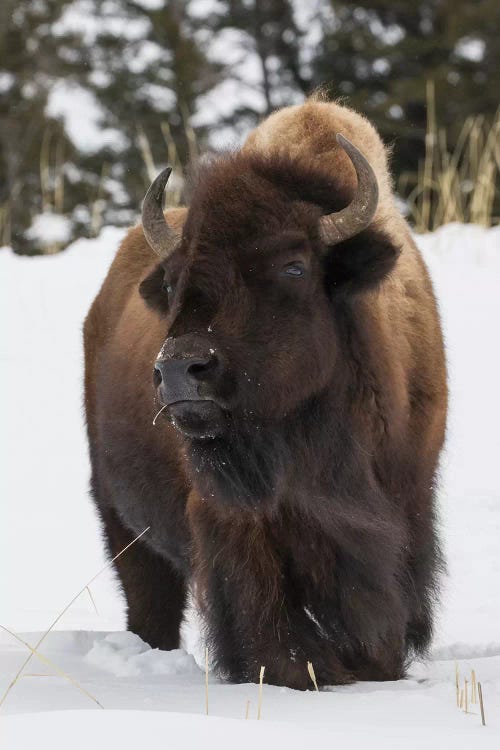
xmin=181 ymin=149 xmax=352 ymax=254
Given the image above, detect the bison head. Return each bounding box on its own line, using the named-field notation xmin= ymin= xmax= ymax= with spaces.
xmin=139 ymin=135 xmax=399 ymax=508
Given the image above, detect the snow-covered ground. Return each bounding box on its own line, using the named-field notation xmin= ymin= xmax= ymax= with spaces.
xmin=1 ymin=223 xmax=499 ymax=746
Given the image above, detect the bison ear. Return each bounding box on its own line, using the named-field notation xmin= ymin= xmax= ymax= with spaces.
xmin=323 ymin=228 xmax=401 ymax=295
xmin=139 ymin=263 xmax=170 ymax=313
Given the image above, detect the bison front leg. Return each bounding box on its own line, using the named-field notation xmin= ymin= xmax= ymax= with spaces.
xmin=188 ymin=500 xmax=352 ymax=689
xmin=207 ymin=577 xmax=355 ymax=688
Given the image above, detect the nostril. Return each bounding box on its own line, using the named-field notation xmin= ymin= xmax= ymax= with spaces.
xmin=153 ymin=365 xmax=163 ymax=388
xmin=186 ymin=356 xmax=216 ymax=382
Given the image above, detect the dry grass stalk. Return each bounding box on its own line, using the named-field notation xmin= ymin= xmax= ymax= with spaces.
xmin=90 ymin=162 xmax=110 ymax=238
xmin=402 ymin=81 xmax=499 ymax=232
xmin=22 ymin=117 xmax=198 ymax=255
xmin=86 ymin=586 xmax=99 ymax=615
xmin=136 ymin=123 xmax=157 ymax=183
xmin=152 ymin=404 xmax=169 ymax=426
xmin=471 ymin=669 xmax=477 ymax=704
xmin=0 ymin=626 xmax=103 ymax=709
xmin=459 ymin=689 xmax=464 ymax=709
xmin=37 ymin=126 xmax=68 ymax=253
xmin=455 ymin=662 xmax=460 ymax=707
xmin=0 ymin=525 xmax=150 ymax=710
xmin=245 ymin=699 xmax=250 ymax=719
xmin=205 ymin=646 xmax=209 ymax=716
xmin=40 ymin=126 xmax=52 ymax=214
xmin=420 ymin=79 xmax=436 ymax=232
xmin=54 ymin=137 xmax=65 ymax=216
xmin=464 ymin=678 xmax=468 ymax=713
xmin=160 ymin=121 xmax=187 ymax=207
xmin=180 ymin=102 xmax=199 ymax=165
xmin=160 ymin=121 xmax=180 ymax=174
xmin=307 ymin=661 xmax=319 ymax=692
xmin=478 ymin=682 xmax=486 ymax=726
xmin=0 ymin=201 xmax=11 ymax=247
xmin=257 ymin=666 xmax=265 ymax=720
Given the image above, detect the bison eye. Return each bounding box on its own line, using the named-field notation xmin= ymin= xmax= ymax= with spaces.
xmin=282 ymin=261 xmax=305 ymax=278
xmin=161 ymin=277 xmax=174 ymax=297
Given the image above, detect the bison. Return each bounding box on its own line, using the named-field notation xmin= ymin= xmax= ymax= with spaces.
xmin=84 ymin=98 xmax=447 ymax=689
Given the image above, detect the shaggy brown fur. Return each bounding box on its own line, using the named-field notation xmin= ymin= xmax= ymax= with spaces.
xmin=84 ymin=99 xmax=447 ymax=689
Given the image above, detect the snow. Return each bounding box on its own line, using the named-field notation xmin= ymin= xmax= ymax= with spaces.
xmin=46 ymin=80 xmax=129 ymax=154
xmin=1 ymin=223 xmax=499 ymax=745
xmin=85 ymin=632 xmax=200 ymax=677
xmin=125 ymin=40 xmax=168 ymax=75
xmin=52 ymin=0 xmax=152 ymax=46
xmin=133 ymin=0 xmax=165 ymax=9
xmin=191 ymin=27 xmax=268 ymax=134
xmin=25 ymin=211 xmax=73 ymax=247
xmin=137 ymin=82 xmax=176 ymax=112
xmin=188 ymin=0 xmax=226 ymax=19
xmin=454 ymin=37 xmax=486 ymax=63
xmin=388 ymin=104 xmax=404 ymax=120
xmin=0 ymin=71 xmax=15 ymax=93
xmin=290 ymin=0 xmax=335 ymax=73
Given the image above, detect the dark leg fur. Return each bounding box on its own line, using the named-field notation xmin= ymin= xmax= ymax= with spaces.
xmin=99 ymin=505 xmax=187 ymax=650
xmin=379 ymin=470 xmax=441 ymax=657
xmin=202 ymin=565 xmax=354 ymax=689
xmin=189 ymin=503 xmax=407 ymax=689
xmin=200 ymin=553 xmax=407 ymax=689
xmin=404 ymin=506 xmax=443 ymax=655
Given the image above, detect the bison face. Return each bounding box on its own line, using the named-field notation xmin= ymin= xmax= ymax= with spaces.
xmin=147 ymin=229 xmax=338 ymax=441
xmin=139 ymin=147 xmax=399 ymax=506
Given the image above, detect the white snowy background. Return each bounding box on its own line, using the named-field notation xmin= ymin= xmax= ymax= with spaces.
xmin=1 ymin=222 xmax=499 ymax=747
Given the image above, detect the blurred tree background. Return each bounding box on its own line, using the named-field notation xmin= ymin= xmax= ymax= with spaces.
xmin=1 ymin=0 xmax=498 ymax=254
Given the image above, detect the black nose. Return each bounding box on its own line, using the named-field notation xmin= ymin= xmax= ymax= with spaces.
xmin=154 ymin=355 xmax=213 ymax=386
xmin=154 ymin=354 xmax=217 ymax=405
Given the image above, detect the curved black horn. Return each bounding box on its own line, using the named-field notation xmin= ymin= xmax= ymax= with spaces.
xmin=319 ymin=134 xmax=379 ymax=246
xmin=142 ymin=167 xmax=180 ymax=259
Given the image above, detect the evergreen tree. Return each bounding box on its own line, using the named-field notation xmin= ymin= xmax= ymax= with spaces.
xmin=0 ymin=0 xmax=216 ymax=253
xmin=188 ymin=0 xmax=309 ymax=145
xmin=1 ymin=0 xmax=497 ymax=254
xmin=312 ymin=0 xmax=500 ymax=185
xmin=1 ymin=0 xmax=73 ymax=251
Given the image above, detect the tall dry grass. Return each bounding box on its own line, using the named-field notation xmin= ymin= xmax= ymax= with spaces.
xmin=401 ymin=80 xmax=500 ymax=232
xmin=137 ymin=106 xmax=198 ymax=209
xmin=39 ymin=126 xmax=67 ymax=254
xmin=0 ymin=200 xmax=11 ymax=247
xmin=5 ymin=93 xmax=499 ymax=254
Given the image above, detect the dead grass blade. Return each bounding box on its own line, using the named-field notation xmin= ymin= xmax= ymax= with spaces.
xmin=257 ymin=665 xmax=265 ymax=720
xmin=86 ymin=586 xmax=99 ymax=615
xmin=0 ymin=525 xmax=150 ymax=710
xmin=307 ymin=661 xmax=319 ymax=691
xmin=401 ymin=82 xmax=499 ymax=232
xmin=0 ymin=626 xmax=103 ymax=709
xmin=478 ymin=682 xmax=486 ymax=726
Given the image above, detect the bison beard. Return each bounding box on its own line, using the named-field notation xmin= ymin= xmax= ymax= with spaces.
xmin=84 ymin=100 xmax=447 ymax=690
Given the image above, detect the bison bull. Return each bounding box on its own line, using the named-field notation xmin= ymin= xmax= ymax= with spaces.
xmin=84 ymin=99 xmax=447 ymax=689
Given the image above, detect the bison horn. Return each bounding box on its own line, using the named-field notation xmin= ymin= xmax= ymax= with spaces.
xmin=142 ymin=167 xmax=180 ymax=259
xmin=319 ymin=133 xmax=379 ymax=246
